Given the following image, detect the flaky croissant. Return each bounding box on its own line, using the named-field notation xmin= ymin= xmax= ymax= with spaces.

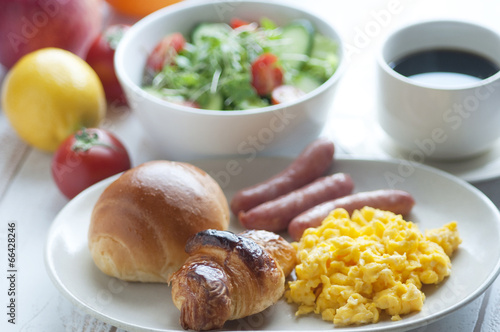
xmin=170 ymin=229 xmax=296 ymax=331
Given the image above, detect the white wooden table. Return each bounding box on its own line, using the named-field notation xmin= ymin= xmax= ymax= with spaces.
xmin=1 ymin=0 xmax=500 ymax=331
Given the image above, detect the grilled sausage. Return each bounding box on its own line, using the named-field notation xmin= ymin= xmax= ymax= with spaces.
xmin=238 ymin=173 xmax=354 ymax=232
xmin=230 ymin=138 xmax=335 ymax=215
xmin=288 ymin=189 xmax=415 ymax=241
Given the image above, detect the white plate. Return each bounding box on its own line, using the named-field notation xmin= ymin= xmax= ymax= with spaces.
xmin=45 ymin=157 xmax=500 ymax=332
xmin=330 ymin=118 xmax=500 ymax=183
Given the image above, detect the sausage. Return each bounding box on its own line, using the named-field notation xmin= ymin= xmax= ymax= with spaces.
xmin=230 ymin=138 xmax=335 ymax=215
xmin=238 ymin=173 xmax=354 ymax=232
xmin=288 ymin=189 xmax=415 ymax=241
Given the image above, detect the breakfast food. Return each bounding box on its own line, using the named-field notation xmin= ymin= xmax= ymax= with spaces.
xmin=286 ymin=207 xmax=461 ymax=326
xmin=142 ymin=18 xmax=339 ymax=110
xmin=288 ymin=189 xmax=416 ymax=241
xmin=231 ymin=137 xmax=335 ymax=215
xmin=88 ymin=160 xmax=230 ymax=283
xmin=239 ymin=173 xmax=354 ymax=232
xmin=170 ymin=229 xmax=296 ymax=331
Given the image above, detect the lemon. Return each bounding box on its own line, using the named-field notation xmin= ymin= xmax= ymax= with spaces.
xmin=1 ymin=48 xmax=106 ymax=152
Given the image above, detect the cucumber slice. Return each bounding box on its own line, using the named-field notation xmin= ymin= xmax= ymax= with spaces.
xmin=191 ymin=23 xmax=232 ymax=45
xmin=236 ymin=96 xmax=270 ymax=110
xmin=199 ymin=92 xmax=224 ymax=110
xmin=291 ymin=73 xmax=322 ymax=93
xmin=310 ymin=33 xmax=338 ymax=60
xmin=303 ymin=33 xmax=339 ymax=81
xmin=143 ymin=86 xmax=185 ymax=102
xmin=272 ymin=19 xmax=315 ymax=70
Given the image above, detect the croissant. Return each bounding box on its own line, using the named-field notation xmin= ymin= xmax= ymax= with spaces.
xmin=170 ymin=229 xmax=297 ymax=331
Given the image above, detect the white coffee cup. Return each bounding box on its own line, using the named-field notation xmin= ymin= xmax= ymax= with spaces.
xmin=377 ymin=19 xmax=500 ymax=160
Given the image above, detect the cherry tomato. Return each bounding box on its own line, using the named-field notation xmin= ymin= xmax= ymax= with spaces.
xmin=51 ymin=128 xmax=131 ymax=199
xmin=251 ymin=53 xmax=284 ymax=96
xmin=146 ymin=32 xmax=186 ymax=74
xmin=86 ymin=24 xmax=130 ymax=106
xmin=271 ymin=85 xmax=306 ymax=104
xmin=230 ymin=18 xmax=250 ymax=29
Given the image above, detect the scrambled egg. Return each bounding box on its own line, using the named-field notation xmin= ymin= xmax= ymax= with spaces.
xmin=285 ymin=207 xmax=461 ymax=326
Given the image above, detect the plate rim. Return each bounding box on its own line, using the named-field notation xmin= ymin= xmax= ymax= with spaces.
xmin=331 ymin=119 xmax=500 ymax=183
xmin=44 ymin=156 xmax=500 ymax=332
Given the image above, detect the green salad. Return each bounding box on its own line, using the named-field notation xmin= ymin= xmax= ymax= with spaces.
xmin=142 ymin=17 xmax=339 ymax=110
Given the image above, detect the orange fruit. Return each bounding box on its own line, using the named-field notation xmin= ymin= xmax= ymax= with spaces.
xmin=105 ymin=0 xmax=183 ymax=18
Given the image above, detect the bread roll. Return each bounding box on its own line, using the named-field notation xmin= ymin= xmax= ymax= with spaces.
xmin=171 ymin=229 xmax=296 ymax=330
xmin=88 ymin=160 xmax=230 ymax=283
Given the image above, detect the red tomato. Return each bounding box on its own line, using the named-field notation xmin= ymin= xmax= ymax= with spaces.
xmin=271 ymin=85 xmax=306 ymax=104
xmin=251 ymin=53 xmax=284 ymax=96
xmin=86 ymin=24 xmax=130 ymax=106
xmin=146 ymin=32 xmax=186 ymax=73
xmin=230 ymin=18 xmax=250 ymax=29
xmin=51 ymin=128 xmax=131 ymax=199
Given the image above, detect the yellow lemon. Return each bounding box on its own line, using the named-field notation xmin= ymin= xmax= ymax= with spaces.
xmin=1 ymin=48 xmax=106 ymax=152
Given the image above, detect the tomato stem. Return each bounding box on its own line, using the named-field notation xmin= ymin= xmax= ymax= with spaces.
xmin=72 ymin=128 xmax=114 ymax=152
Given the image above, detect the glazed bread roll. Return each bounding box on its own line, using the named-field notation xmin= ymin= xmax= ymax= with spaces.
xmin=171 ymin=229 xmax=296 ymax=331
xmin=88 ymin=160 xmax=230 ymax=283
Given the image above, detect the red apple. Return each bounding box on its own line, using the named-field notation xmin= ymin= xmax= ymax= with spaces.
xmin=0 ymin=0 xmax=103 ymax=69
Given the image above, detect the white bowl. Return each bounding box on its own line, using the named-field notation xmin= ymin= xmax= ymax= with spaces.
xmin=115 ymin=0 xmax=345 ymax=161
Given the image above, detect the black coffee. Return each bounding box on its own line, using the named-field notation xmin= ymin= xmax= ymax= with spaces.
xmin=389 ymin=49 xmax=499 ymax=87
